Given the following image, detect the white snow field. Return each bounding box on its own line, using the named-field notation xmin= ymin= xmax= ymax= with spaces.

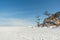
xmin=0 ymin=26 xmax=60 ymax=40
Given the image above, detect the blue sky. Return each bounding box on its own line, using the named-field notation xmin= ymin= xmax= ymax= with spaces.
xmin=0 ymin=0 xmax=60 ymax=26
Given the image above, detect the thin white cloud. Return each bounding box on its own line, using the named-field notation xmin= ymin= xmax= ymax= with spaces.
xmin=0 ymin=18 xmax=34 ymax=27
xmin=0 ymin=11 xmax=35 ymax=27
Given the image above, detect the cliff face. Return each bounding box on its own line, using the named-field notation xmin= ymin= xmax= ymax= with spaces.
xmin=43 ymin=11 xmax=60 ymax=27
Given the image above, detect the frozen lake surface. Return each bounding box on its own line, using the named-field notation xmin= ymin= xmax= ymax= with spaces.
xmin=0 ymin=26 xmax=60 ymax=40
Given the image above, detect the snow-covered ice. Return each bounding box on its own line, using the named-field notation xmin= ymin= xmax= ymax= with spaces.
xmin=0 ymin=26 xmax=60 ymax=40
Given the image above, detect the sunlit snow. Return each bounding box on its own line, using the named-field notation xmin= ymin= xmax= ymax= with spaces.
xmin=0 ymin=26 xmax=60 ymax=40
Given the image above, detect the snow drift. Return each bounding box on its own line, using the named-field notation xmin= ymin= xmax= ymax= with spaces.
xmin=0 ymin=26 xmax=60 ymax=40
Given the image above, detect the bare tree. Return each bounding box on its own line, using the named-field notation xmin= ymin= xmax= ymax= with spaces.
xmin=36 ymin=16 xmax=40 ymax=27
xmin=44 ymin=11 xmax=51 ymax=17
